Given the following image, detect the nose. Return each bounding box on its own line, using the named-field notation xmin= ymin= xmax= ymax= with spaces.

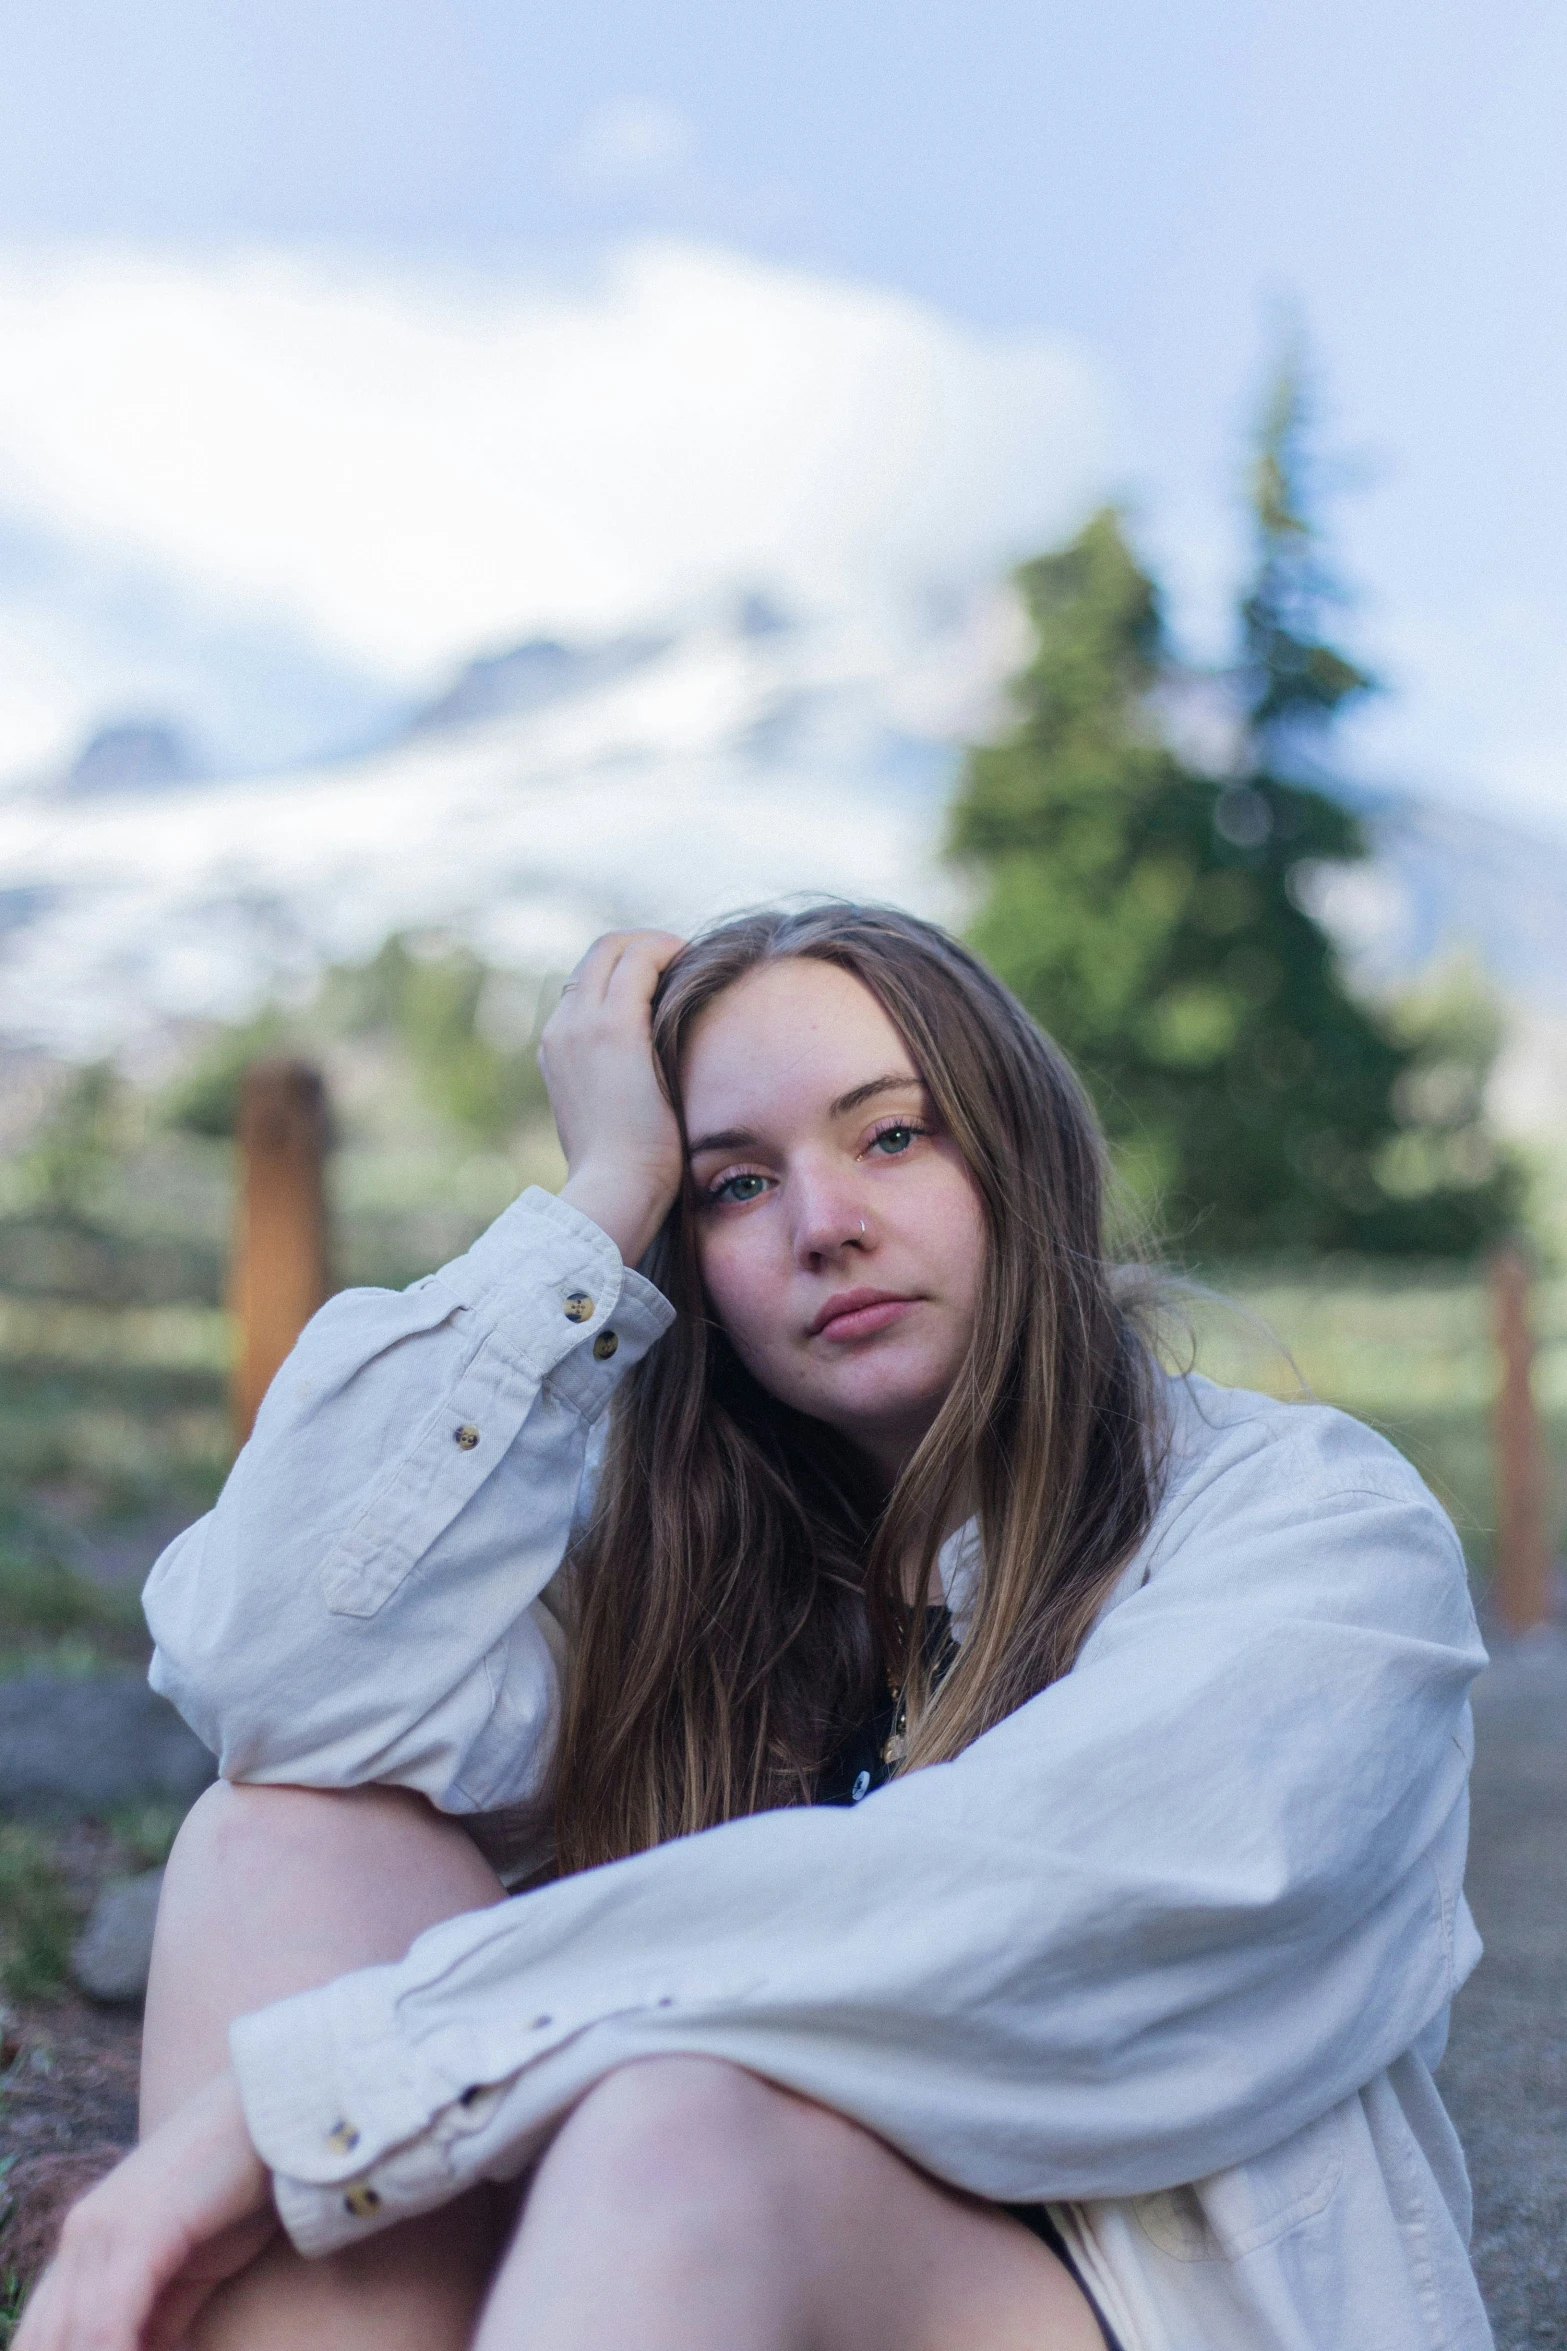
xmin=788 ymin=1157 xmax=873 ymax=1269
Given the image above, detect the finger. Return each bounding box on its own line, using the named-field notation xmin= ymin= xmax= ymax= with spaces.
xmin=14 ymin=2235 xmax=159 ymax=2351
xmin=600 ymin=930 xmax=687 ymax=1009
xmin=560 ymin=931 xmax=643 ymax=1008
xmin=554 ymin=932 xmax=684 ymax=1025
xmin=143 ymin=2207 xmax=278 ymax=2350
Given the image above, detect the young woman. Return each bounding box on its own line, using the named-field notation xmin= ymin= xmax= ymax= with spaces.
xmin=20 ymin=905 xmax=1491 ymax=2351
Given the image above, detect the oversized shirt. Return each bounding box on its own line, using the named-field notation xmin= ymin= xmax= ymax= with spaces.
xmin=144 ymin=1187 xmax=1494 ymax=2351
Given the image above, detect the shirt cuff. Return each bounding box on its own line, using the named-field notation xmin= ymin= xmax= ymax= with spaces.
xmin=232 ymin=1963 xmax=444 ymax=2256
xmin=230 ymin=1948 xmax=629 ymax=2256
xmin=426 ymin=1185 xmax=675 ymax=1414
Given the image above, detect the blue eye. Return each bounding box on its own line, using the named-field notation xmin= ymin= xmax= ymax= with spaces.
xmin=871 ymin=1125 xmax=918 ymax=1156
xmin=713 ymin=1172 xmax=769 ymax=1204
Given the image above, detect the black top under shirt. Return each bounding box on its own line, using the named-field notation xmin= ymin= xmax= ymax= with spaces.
xmin=812 ymin=1606 xmax=955 ymax=1808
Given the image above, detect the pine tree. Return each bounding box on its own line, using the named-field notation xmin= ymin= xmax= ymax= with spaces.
xmin=951 ymin=373 xmax=1517 ymax=1256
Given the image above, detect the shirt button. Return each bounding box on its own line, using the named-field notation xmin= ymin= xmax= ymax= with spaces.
xmin=342 ymin=2182 xmax=382 ymax=2219
xmin=563 ymin=1291 xmax=594 ymax=1322
xmin=592 ymin=1330 xmax=619 ymax=1361
xmin=453 ymin=1424 xmax=480 ymax=1451
xmin=325 ymin=2120 xmax=360 ymax=2154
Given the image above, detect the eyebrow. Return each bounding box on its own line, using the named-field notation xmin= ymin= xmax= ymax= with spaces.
xmin=685 ymin=1072 xmax=924 ymax=1160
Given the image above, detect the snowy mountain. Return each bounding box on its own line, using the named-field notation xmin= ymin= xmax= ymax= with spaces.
xmin=2 ymin=580 xmax=1565 ymax=1148
xmin=0 ymin=593 xmax=1007 ymax=1061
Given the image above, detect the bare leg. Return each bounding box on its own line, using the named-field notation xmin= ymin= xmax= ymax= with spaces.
xmin=141 ymin=1779 xmax=509 ymax=2349
xmin=147 ymin=1796 xmax=1105 ymax=2350
xmin=478 ymin=2057 xmax=1105 ymax=2351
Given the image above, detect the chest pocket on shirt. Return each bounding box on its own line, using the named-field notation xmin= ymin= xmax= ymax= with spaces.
xmin=1132 ymin=2103 xmax=1346 ymax=2262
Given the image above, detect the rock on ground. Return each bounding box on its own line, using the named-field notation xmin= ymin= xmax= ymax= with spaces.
xmin=71 ymin=1868 xmax=165 ymax=2005
xmin=0 ymin=1674 xmax=213 ymax=1820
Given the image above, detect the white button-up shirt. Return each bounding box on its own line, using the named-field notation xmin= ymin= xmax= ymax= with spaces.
xmin=145 ymin=1188 xmax=1493 ymax=2350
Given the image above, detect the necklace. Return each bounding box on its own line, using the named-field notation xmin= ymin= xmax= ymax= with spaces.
xmin=882 ymin=1612 xmax=958 ymax=1770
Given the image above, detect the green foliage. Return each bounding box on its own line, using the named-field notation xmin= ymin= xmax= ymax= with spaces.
xmin=0 ymin=2269 xmax=25 ymax=2347
xmin=0 ymin=1828 xmax=72 ymax=2000
xmin=161 ymin=1012 xmax=289 ymax=1138
xmin=106 ymin=1801 xmax=185 ymax=1870
xmin=321 ymin=935 xmax=552 ymax=1143
xmin=19 ymin=1066 xmax=125 ymax=1221
xmin=1241 ymin=356 xmax=1377 ymax=738
xmin=164 ymin=937 xmax=551 ymax=1147
xmin=1369 ymin=956 xmax=1520 ymax=1252
xmin=951 ymin=376 xmax=1520 ymax=1258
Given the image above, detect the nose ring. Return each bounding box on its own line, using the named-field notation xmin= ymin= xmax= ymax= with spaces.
xmin=857 ymin=1218 xmax=867 ymax=1238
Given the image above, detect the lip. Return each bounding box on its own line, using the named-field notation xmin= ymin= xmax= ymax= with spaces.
xmin=808 ymin=1288 xmax=920 ymax=1343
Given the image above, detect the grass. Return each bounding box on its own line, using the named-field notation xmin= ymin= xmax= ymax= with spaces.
xmin=0 ymin=1543 xmax=153 ymax=1680
xmin=0 ymin=1831 xmax=74 ymax=2003
xmin=104 ymin=1803 xmax=185 ymax=1872
xmin=0 ymin=1804 xmax=185 ymax=2017
xmin=1180 ymin=1263 xmax=1567 ymax=1585
xmin=0 ymin=1344 xmax=228 ymax=1679
xmin=0 ymin=2268 xmax=24 ymax=2348
xmin=2 ymin=1266 xmax=1561 ymax=1605
xmin=0 ymin=1356 xmax=229 ymax=1527
xmin=1 ymin=1133 xmax=1561 ymax=1625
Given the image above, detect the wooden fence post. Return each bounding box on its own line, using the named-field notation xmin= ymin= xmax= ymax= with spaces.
xmin=230 ymin=1058 xmax=329 ymax=1445
xmin=1489 ymin=1243 xmax=1553 ymax=1637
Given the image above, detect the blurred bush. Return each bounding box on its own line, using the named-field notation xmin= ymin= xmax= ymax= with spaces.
xmin=16 ymin=1066 xmax=128 ymax=1225
xmin=164 ymin=934 xmax=552 ymax=1149
xmin=161 ymin=1012 xmax=290 ymax=1140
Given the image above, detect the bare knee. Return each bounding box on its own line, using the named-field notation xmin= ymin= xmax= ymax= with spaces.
xmin=165 ymin=1778 xmax=460 ymax=1906
xmin=145 ymin=1780 xmax=504 ymax=2131
xmin=567 ymin=2056 xmax=782 ymax=2167
xmin=534 ymin=2058 xmax=823 ymax=2252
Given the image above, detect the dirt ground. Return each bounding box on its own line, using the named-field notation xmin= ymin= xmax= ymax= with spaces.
xmin=0 ymin=1995 xmax=140 ymax=2295
xmin=0 ymin=1818 xmax=152 ymax=2307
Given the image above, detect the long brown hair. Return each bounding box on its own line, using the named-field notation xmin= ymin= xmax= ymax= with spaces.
xmin=554 ymin=904 xmax=1164 ymax=1873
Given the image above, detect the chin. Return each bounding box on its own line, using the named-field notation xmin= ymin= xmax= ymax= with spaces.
xmin=809 ymin=1367 xmax=949 ymax=1440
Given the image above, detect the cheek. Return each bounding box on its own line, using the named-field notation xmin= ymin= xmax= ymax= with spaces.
xmin=919 ymin=1164 xmax=989 ymax=1311
xmin=694 ymin=1225 xmax=785 ymax=1361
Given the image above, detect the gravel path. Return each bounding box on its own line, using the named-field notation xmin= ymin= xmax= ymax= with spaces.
xmin=1440 ymin=1640 xmax=1567 ymax=2349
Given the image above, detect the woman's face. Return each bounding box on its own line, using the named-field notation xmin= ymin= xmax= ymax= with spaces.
xmin=681 ymin=958 xmax=988 ymax=1480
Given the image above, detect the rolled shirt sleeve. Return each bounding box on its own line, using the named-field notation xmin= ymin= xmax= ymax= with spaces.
xmin=144 ymin=1187 xmax=674 ymax=1817
xmin=227 ymin=1384 xmax=1486 ymax=2258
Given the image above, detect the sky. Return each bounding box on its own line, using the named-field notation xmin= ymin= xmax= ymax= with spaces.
xmin=0 ymin=0 xmax=1563 ymax=825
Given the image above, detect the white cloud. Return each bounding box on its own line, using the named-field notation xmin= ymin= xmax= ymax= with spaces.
xmin=0 ymin=239 xmax=1114 ymax=771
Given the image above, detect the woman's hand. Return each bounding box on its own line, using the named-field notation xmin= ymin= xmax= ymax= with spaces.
xmin=539 ymin=930 xmax=687 ymax=1266
xmin=16 ymin=2070 xmax=276 ymax=2351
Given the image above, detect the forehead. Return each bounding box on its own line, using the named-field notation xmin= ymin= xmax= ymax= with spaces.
xmin=681 ymin=959 xmax=913 ymax=1123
